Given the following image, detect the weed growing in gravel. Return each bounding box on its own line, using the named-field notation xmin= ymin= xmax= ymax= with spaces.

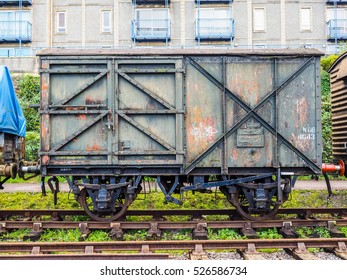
xmin=161 ymin=230 xmax=192 ymax=240
xmin=295 ymin=227 xmax=331 ymax=238
xmin=85 ymin=230 xmax=112 ymax=242
xmin=1 ymin=189 xmax=347 ymax=242
xmin=338 ymin=227 xmax=347 ymax=237
xmin=208 ymin=228 xmax=244 ymax=240
xmin=0 ymin=229 xmax=30 ymax=242
xmin=123 ymin=230 xmax=148 ymax=241
xmin=40 ymin=229 xmax=81 ymax=242
xmin=256 ymin=228 xmax=283 ymax=239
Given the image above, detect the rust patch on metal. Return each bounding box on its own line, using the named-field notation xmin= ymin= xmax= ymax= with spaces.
xmin=230 ymin=148 xmax=239 ymax=163
xmin=86 ymin=97 xmax=102 ymax=105
xmin=41 ymin=77 xmax=48 ymax=92
xmin=42 ymin=155 xmax=50 ymax=165
xmin=76 ymin=114 xmax=87 ymax=120
xmin=295 ymin=97 xmax=308 ymax=128
xmin=66 ymin=106 xmax=84 ymax=111
xmin=86 ymin=144 xmax=102 ymax=151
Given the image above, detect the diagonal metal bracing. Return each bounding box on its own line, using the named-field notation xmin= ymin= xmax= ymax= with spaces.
xmin=118 ymin=72 xmax=176 ymax=111
xmin=51 ymin=70 xmax=108 ymax=108
xmin=118 ymin=113 xmax=176 ymax=152
xmin=50 ymin=111 xmax=109 ymax=152
xmin=185 ymin=56 xmax=320 ymax=174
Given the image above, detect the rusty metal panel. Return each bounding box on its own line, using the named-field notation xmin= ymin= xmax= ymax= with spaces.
xmin=40 ymin=56 xmax=184 ymax=172
xmin=184 ymin=55 xmax=321 ymax=173
xmin=39 ymin=50 xmax=322 ymax=176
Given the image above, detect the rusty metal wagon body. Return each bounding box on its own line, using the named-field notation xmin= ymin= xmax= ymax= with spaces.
xmin=37 ymin=48 xmax=323 ymax=221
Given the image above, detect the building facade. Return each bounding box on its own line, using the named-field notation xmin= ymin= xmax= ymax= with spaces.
xmin=1 ymin=0 xmax=347 ymax=61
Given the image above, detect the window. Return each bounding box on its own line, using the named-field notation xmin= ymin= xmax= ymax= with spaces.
xmin=133 ymin=8 xmax=170 ymax=40
xmin=327 ymin=7 xmax=347 ymax=21
xmin=196 ymin=8 xmax=233 ymax=39
xmin=253 ymin=8 xmax=265 ymax=32
xmin=57 ymin=11 xmax=66 ymax=33
xmin=101 ymin=11 xmax=111 ymax=33
xmin=300 ymin=7 xmax=311 ymax=31
xmin=326 ymin=7 xmax=347 ymax=40
xmin=0 ymin=11 xmax=32 ymax=41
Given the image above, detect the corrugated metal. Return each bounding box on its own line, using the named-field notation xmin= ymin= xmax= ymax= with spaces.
xmin=39 ymin=49 xmax=322 ymax=176
xmin=329 ymin=52 xmax=347 ymax=160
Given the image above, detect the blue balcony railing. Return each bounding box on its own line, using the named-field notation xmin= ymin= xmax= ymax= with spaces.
xmin=133 ymin=0 xmax=170 ymax=4
xmin=0 ymin=0 xmax=32 ymax=6
xmin=131 ymin=19 xmax=170 ymax=41
xmin=196 ymin=18 xmax=234 ymax=40
xmin=195 ymin=0 xmax=233 ymax=3
xmin=326 ymin=0 xmax=347 ymax=5
xmin=327 ymin=19 xmax=347 ymax=40
xmin=0 ymin=21 xmax=32 ymax=43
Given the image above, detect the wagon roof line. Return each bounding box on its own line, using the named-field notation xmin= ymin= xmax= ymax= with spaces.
xmin=37 ymin=48 xmax=323 ymax=57
xmin=328 ymin=51 xmax=347 ymax=73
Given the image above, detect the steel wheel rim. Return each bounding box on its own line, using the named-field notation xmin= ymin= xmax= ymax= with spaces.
xmin=80 ymin=187 xmax=130 ymax=222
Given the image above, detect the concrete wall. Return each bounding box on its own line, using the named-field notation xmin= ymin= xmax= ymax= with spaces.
xmin=0 ymin=57 xmax=39 ymax=74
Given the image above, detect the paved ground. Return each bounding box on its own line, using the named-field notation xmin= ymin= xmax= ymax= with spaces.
xmin=1 ymin=180 xmax=346 ymax=193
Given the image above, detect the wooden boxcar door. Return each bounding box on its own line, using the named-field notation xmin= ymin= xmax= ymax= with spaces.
xmin=113 ymin=58 xmax=185 ymax=170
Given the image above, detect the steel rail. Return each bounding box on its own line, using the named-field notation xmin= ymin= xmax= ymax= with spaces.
xmin=1 ymin=219 xmax=347 ymax=231
xmin=0 ymin=238 xmax=346 ymax=260
xmin=0 ymin=207 xmax=347 ymax=219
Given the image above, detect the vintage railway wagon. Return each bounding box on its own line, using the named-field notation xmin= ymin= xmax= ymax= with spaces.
xmin=0 ymin=66 xmax=26 ymax=188
xmin=37 ymin=49 xmax=323 ymax=221
xmin=328 ymin=51 xmax=347 ymax=170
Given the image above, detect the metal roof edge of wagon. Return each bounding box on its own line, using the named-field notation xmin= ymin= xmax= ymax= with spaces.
xmin=328 ymin=50 xmax=347 ymax=73
xmin=36 ymin=48 xmax=324 ymax=57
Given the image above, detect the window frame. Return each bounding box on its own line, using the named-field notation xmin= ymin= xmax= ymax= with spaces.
xmin=195 ymin=7 xmax=233 ymax=39
xmin=57 ymin=11 xmax=67 ymax=34
xmin=133 ymin=8 xmax=170 ymax=40
xmin=300 ymin=7 xmax=312 ymax=32
xmin=101 ymin=10 xmax=112 ymax=33
xmin=253 ymin=7 xmax=266 ymax=32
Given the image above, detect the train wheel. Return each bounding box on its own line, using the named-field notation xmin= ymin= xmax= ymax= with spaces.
xmin=224 ymin=185 xmax=280 ymax=221
xmin=79 ymin=187 xmax=130 ymax=222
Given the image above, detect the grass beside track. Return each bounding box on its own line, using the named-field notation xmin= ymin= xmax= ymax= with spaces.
xmin=0 ymin=188 xmax=347 ymax=242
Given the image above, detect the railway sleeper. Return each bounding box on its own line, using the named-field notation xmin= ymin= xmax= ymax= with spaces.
xmin=109 ymin=222 xmax=123 ymax=240
xmin=327 ymin=221 xmax=345 ymax=238
xmin=0 ymin=222 xmax=7 ymax=234
xmin=279 ymin=222 xmax=299 ymax=238
xmin=23 ymin=222 xmax=43 ymax=242
xmin=147 ymin=222 xmax=162 ymax=239
xmin=239 ymin=222 xmax=258 ymax=239
xmin=192 ymin=223 xmax=208 ymax=240
xmin=332 ymin=242 xmax=347 ymax=260
xmin=238 ymin=243 xmax=266 ymax=260
xmin=286 ymin=243 xmax=320 ymax=260
xmin=189 ymin=244 xmax=208 ymax=260
xmin=79 ymin=223 xmax=91 ymax=240
xmin=31 ymin=246 xmax=41 ymax=255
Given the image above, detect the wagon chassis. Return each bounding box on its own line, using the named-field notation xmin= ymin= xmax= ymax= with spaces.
xmin=38 ymin=51 xmax=322 ymax=221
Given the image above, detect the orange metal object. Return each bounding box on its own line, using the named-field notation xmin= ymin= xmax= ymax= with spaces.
xmin=322 ymin=160 xmax=345 ymax=176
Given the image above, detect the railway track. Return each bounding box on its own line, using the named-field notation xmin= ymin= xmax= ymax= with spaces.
xmin=1 ymin=218 xmax=347 ymax=240
xmin=1 ymin=207 xmax=347 ymax=220
xmin=0 ymin=238 xmax=346 ymax=260
xmin=1 ymin=208 xmax=347 ymax=239
xmin=1 ymin=207 xmax=347 ymax=260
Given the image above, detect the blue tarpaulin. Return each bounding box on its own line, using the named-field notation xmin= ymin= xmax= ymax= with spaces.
xmin=0 ymin=66 xmax=26 ymax=137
